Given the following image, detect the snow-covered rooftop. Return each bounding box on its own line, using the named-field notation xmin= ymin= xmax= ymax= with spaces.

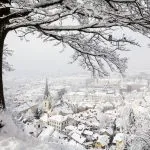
xmin=49 ymin=115 xmax=68 ymax=122
xmin=113 ymin=133 xmax=124 ymax=143
xmin=78 ymin=124 xmax=86 ymax=131
xmin=100 ymin=128 xmax=113 ymax=136
xmin=39 ymin=126 xmax=54 ymax=141
xmin=83 ymin=130 xmax=93 ymax=136
xmin=97 ymin=135 xmax=110 ymax=147
xmin=65 ymin=125 xmax=77 ymax=131
xmin=71 ymin=132 xmax=86 ymax=144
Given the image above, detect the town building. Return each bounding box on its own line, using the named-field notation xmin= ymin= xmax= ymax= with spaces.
xmin=49 ymin=115 xmax=68 ymax=131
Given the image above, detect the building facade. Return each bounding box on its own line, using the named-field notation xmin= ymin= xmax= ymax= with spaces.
xmin=49 ymin=115 xmax=68 ymax=131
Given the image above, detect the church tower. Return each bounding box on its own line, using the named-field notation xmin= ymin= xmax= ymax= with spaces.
xmin=43 ymin=78 xmax=51 ymax=112
xmin=44 ymin=78 xmax=50 ymax=99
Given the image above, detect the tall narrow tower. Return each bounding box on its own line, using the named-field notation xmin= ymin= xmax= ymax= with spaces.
xmin=43 ymin=78 xmax=51 ymax=112
xmin=44 ymin=78 xmax=50 ymax=99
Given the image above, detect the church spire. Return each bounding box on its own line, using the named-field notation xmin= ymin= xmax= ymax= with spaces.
xmin=44 ymin=78 xmax=49 ymax=99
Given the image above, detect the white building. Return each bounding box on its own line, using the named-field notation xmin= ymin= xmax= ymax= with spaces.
xmin=49 ymin=115 xmax=68 ymax=131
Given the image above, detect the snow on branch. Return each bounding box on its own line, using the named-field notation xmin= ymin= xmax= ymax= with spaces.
xmin=2 ymin=0 xmax=150 ymax=76
xmin=0 ymin=0 xmax=64 ymax=21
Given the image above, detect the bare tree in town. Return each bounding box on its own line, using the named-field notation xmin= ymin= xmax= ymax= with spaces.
xmin=0 ymin=0 xmax=150 ymax=109
xmin=57 ymin=88 xmax=66 ymax=102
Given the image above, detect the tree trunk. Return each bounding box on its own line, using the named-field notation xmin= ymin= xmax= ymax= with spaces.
xmin=0 ymin=1 xmax=10 ymax=109
xmin=0 ymin=24 xmax=6 ymax=109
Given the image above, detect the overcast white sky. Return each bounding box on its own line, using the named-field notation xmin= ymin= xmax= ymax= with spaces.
xmin=4 ymin=30 xmax=150 ymax=78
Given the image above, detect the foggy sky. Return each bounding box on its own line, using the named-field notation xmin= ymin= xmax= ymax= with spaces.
xmin=4 ymin=30 xmax=150 ymax=78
